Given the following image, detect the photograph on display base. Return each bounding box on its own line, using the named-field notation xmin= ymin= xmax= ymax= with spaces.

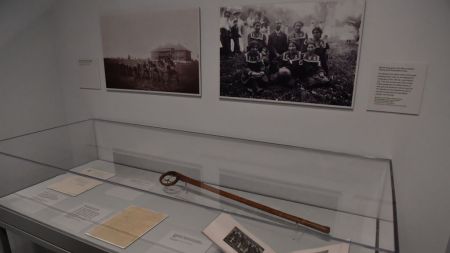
xmin=224 ymin=227 xmax=265 ymax=253
xmin=202 ymin=213 xmax=277 ymax=253
xmin=100 ymin=8 xmax=200 ymax=95
xmin=219 ymin=0 xmax=365 ymax=108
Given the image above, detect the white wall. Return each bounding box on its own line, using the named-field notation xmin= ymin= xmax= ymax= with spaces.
xmin=0 ymin=0 xmax=70 ymax=139
xmin=1 ymin=0 xmax=449 ymax=252
xmin=0 ymin=0 xmax=95 ymax=224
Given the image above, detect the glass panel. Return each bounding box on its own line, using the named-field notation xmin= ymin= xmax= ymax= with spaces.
xmin=0 ymin=119 xmax=397 ymax=253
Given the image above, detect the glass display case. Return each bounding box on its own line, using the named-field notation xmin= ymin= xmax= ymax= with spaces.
xmin=0 ymin=119 xmax=398 ymax=253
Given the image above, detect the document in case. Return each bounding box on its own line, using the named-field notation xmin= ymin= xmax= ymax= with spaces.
xmin=203 ymin=213 xmax=277 ymax=253
xmin=10 ymin=188 xmax=69 ymax=214
xmin=79 ymin=167 xmax=115 ymax=180
xmin=51 ymin=203 xmax=112 ymax=233
xmin=17 ymin=188 xmax=68 ymax=206
xmin=154 ymin=231 xmax=212 ymax=253
xmin=86 ymin=205 xmax=167 ymax=248
xmin=290 ymin=243 xmax=349 ymax=253
xmin=47 ymin=175 xmax=103 ymax=196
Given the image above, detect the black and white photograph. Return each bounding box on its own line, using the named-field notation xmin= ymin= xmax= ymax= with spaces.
xmin=100 ymin=8 xmax=200 ymax=95
xmin=219 ymin=0 xmax=365 ymax=107
xmin=203 ymin=214 xmax=277 ymax=253
xmin=223 ymin=227 xmax=265 ymax=253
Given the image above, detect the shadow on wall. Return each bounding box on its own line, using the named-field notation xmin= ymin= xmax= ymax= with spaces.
xmin=446 ymin=236 xmax=450 ymax=253
xmin=0 ymin=0 xmax=57 ymax=49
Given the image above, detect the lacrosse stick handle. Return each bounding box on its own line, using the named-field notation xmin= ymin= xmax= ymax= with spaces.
xmin=159 ymin=171 xmax=330 ymax=234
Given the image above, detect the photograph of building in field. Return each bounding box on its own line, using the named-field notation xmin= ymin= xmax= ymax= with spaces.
xmin=151 ymin=44 xmax=192 ymax=63
xmin=101 ymin=8 xmax=200 ymax=95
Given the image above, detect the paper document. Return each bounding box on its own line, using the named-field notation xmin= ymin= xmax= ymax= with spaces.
xmin=17 ymin=188 xmax=68 ymax=206
xmin=52 ymin=203 xmax=112 ymax=233
xmin=47 ymin=175 xmax=102 ymax=196
xmin=290 ymin=243 xmax=349 ymax=253
xmin=86 ymin=205 xmax=167 ymax=248
xmin=154 ymin=231 xmax=212 ymax=253
xmin=79 ymin=167 xmax=115 ymax=180
xmin=9 ymin=188 xmax=69 ymax=214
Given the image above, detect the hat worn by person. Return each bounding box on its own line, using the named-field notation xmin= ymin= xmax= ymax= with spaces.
xmin=248 ymin=40 xmax=261 ymax=49
xmin=293 ymin=21 xmax=304 ymax=27
xmin=312 ymin=27 xmax=323 ymax=34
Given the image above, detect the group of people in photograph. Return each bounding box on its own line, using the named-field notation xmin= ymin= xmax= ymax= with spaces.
xmin=220 ymin=8 xmax=331 ymax=93
xmin=224 ymin=228 xmax=264 ymax=253
xmin=114 ymin=57 xmax=179 ymax=85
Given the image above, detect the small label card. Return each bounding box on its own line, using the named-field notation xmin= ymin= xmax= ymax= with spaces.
xmin=51 ymin=203 xmax=112 ymax=233
xmin=78 ymin=58 xmax=102 ymax=90
xmin=203 ymin=213 xmax=277 ymax=253
xmin=157 ymin=231 xmax=212 ymax=253
xmin=367 ymin=62 xmax=428 ymax=115
xmin=290 ymin=243 xmax=349 ymax=253
xmin=80 ymin=167 xmax=115 ymax=180
xmin=47 ymin=175 xmax=103 ymax=196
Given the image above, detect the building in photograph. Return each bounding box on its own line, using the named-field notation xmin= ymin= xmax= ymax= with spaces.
xmin=151 ymin=44 xmax=192 ymax=63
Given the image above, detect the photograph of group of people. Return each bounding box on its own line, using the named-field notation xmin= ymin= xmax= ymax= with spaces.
xmin=224 ymin=227 xmax=264 ymax=253
xmin=219 ymin=0 xmax=365 ymax=107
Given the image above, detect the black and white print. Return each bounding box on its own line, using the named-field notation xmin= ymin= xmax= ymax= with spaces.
xmin=100 ymin=8 xmax=200 ymax=95
xmin=220 ymin=0 xmax=365 ymax=108
xmin=223 ymin=227 xmax=264 ymax=253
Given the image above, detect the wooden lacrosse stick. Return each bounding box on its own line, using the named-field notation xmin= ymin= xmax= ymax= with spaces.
xmin=159 ymin=171 xmax=330 ymax=234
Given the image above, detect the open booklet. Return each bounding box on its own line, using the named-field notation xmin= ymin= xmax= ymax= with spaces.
xmin=203 ymin=213 xmax=349 ymax=253
xmin=203 ymin=213 xmax=277 ymax=253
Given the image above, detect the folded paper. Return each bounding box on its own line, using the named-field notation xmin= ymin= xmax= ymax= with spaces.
xmin=86 ymin=205 xmax=167 ymax=248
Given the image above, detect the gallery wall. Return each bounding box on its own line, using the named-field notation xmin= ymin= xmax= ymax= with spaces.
xmin=0 ymin=0 xmax=449 ymax=253
xmin=0 ymin=0 xmax=68 ymax=140
xmin=0 ymin=1 xmax=97 ymax=202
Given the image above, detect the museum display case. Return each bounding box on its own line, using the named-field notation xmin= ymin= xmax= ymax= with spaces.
xmin=0 ymin=119 xmax=398 ymax=253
